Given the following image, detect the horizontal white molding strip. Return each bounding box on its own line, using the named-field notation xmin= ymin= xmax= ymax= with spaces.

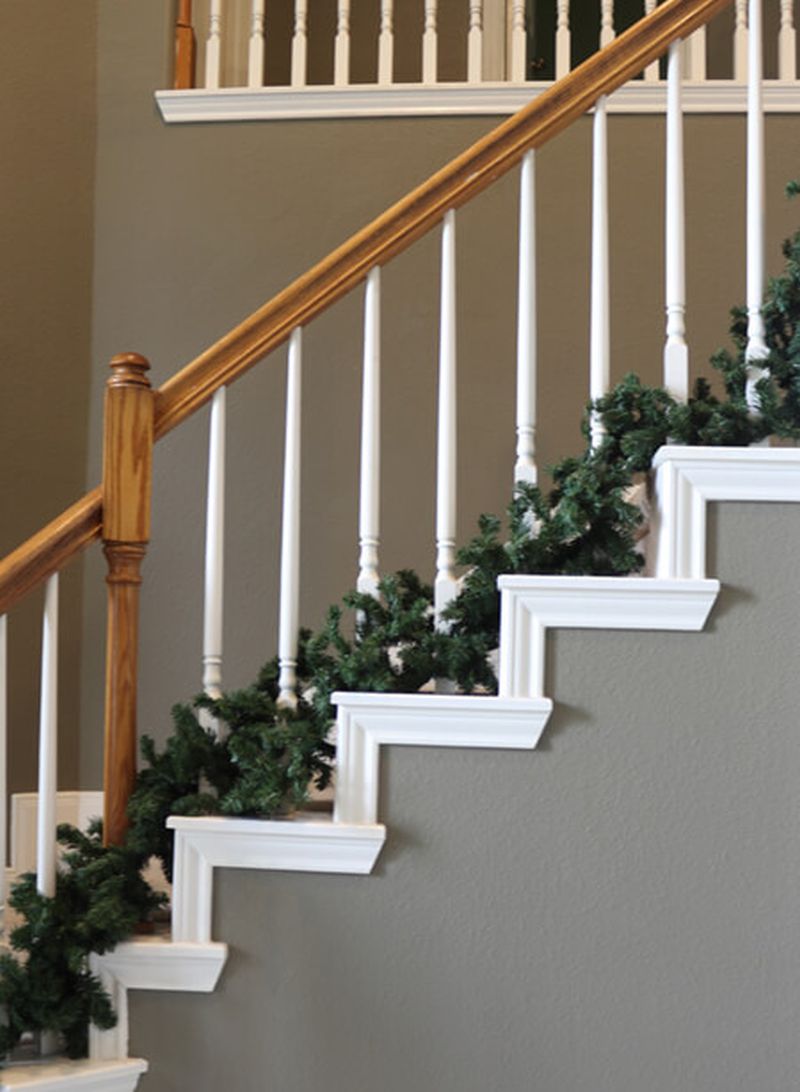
xmin=155 ymin=81 xmax=800 ymax=123
xmin=653 ymin=445 xmax=800 ymax=579
xmin=332 ymin=693 xmax=552 ymax=825
xmin=96 ymin=937 xmax=227 ymax=993
xmin=498 ymin=575 xmax=720 ymax=698
xmin=168 ymin=816 xmax=386 ymax=943
xmin=0 ymin=1059 xmax=147 ymax=1092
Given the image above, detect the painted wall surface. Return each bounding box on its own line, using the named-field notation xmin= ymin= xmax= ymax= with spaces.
xmin=81 ymin=0 xmax=800 ymax=788
xmin=0 ymin=0 xmax=97 ymax=793
xmin=129 ymin=501 xmax=800 ymax=1091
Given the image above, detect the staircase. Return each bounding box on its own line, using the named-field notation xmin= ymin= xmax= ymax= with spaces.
xmin=1 ymin=1 xmax=798 ymax=1088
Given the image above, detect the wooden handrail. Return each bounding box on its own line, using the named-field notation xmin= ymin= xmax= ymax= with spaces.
xmin=0 ymin=0 xmax=732 ymax=616
xmin=154 ymin=0 xmax=731 ymax=439
xmin=0 ymin=488 xmax=102 ymax=615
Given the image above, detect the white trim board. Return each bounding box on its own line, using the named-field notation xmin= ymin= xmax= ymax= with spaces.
xmin=155 ymin=81 xmax=800 ymax=123
xmin=0 ymin=1059 xmax=146 ymax=1092
xmin=497 ymin=576 xmax=720 ymax=698
xmin=653 ymin=445 xmax=800 ymax=579
xmin=332 ymin=692 xmax=552 ymax=825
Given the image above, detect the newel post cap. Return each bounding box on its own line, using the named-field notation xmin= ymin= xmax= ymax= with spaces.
xmin=108 ymin=352 xmax=152 ymax=390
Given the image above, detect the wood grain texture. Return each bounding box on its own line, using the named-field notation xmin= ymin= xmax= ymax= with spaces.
xmin=153 ymin=0 xmax=733 ymax=440
xmin=102 ymin=354 xmax=154 ymax=846
xmin=174 ymin=0 xmax=196 ymax=90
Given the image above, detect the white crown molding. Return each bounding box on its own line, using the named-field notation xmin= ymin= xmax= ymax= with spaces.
xmin=166 ymin=816 xmax=386 ymax=943
xmin=155 ymin=81 xmax=800 ymax=124
xmin=653 ymin=446 xmax=800 ymax=579
xmin=331 ymin=693 xmax=552 ymax=825
xmin=0 ymin=1059 xmax=146 ymax=1092
xmin=497 ymin=575 xmax=720 ymax=698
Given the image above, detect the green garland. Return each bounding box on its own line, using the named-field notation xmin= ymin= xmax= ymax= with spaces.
xmin=4 ymin=186 xmax=800 ymax=1061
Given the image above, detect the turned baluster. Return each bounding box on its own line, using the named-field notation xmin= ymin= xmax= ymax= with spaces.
xmin=174 ymin=0 xmax=196 ymax=89
xmin=102 ymin=354 xmax=154 ymax=846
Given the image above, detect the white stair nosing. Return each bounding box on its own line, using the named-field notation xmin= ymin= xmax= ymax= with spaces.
xmin=0 ymin=1059 xmax=147 ymax=1092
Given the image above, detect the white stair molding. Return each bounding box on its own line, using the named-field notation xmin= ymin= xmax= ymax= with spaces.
xmin=497 ymin=575 xmax=720 ymax=698
xmin=653 ymin=445 xmax=800 ymax=579
xmin=0 ymin=1059 xmax=146 ymax=1092
xmin=332 ymin=692 xmax=553 ymax=826
xmin=89 ymin=939 xmax=227 ymax=1062
xmin=168 ymin=816 xmax=386 ymax=943
xmin=155 ymin=82 xmax=800 ymax=123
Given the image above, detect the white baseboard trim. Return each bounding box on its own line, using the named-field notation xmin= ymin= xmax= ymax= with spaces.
xmin=155 ymin=81 xmax=800 ymax=123
xmin=0 ymin=1059 xmax=146 ymax=1092
xmin=653 ymin=445 xmax=800 ymax=579
xmin=167 ymin=816 xmax=386 ymax=943
xmin=331 ymin=693 xmax=552 ymax=825
xmin=497 ymin=575 xmax=720 ymax=698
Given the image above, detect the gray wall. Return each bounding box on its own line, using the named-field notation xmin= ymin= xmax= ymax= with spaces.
xmin=81 ymin=0 xmax=800 ymax=787
xmin=0 ymin=0 xmax=97 ymax=793
xmin=129 ymin=501 xmax=800 ymax=1092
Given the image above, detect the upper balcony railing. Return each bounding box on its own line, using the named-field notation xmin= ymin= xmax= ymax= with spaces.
xmin=157 ymin=0 xmax=800 ymax=123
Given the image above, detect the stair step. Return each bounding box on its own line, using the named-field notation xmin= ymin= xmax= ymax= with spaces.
xmin=0 ymin=1059 xmax=146 ymax=1092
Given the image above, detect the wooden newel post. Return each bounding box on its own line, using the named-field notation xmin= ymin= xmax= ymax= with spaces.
xmin=102 ymin=353 xmax=154 ymax=846
xmin=174 ymin=0 xmax=196 ymax=90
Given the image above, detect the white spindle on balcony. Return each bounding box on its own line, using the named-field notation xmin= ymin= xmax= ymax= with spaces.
xmin=600 ymin=0 xmax=615 ymax=48
xmin=378 ymin=0 xmax=394 ymax=86
xmin=686 ymin=26 xmax=707 ymax=81
xmin=205 ymin=0 xmax=223 ymax=89
xmin=556 ymin=1 xmax=571 ymax=79
xmin=334 ymin=0 xmax=351 ymax=86
xmin=745 ymin=0 xmax=768 ymax=410
xmin=515 ymin=149 xmax=537 ymax=486
xmin=510 ymin=0 xmax=526 ymax=81
xmin=664 ymin=41 xmax=689 ymax=401
xmin=0 ymin=614 xmax=6 ymax=913
xmin=779 ymin=0 xmax=796 ymax=81
xmin=248 ymin=0 xmax=266 ymax=88
xmin=468 ymin=1 xmax=483 ymax=84
xmin=435 ymin=210 xmax=458 ymax=628
xmin=36 ymin=573 xmax=58 ymax=898
xmin=202 ymin=388 xmax=226 ymax=708
xmin=644 ymin=0 xmax=659 ymax=81
xmin=590 ymin=96 xmax=610 ymax=447
xmin=422 ymin=0 xmax=438 ymax=84
xmin=358 ymin=269 xmax=381 ymax=598
xmin=291 ymin=0 xmax=308 ymax=88
xmin=734 ymin=0 xmax=748 ymax=81
xmin=278 ymin=329 xmax=303 ymax=709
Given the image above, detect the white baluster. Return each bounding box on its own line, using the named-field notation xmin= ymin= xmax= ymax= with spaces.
xmin=734 ymin=0 xmax=748 ymax=81
xmin=468 ymin=1 xmax=483 ymax=83
xmin=202 ymin=388 xmax=226 ymax=715
xmin=600 ymin=0 xmax=614 ymax=48
xmin=205 ymin=0 xmax=222 ymax=89
xmin=510 ymin=0 xmax=526 ymax=82
xmin=779 ymin=0 xmax=796 ymax=81
xmin=334 ymin=0 xmax=352 ymax=86
xmin=590 ymin=96 xmax=610 ymax=447
xmin=358 ymin=269 xmax=381 ymax=598
xmin=686 ymin=26 xmax=707 ymax=81
xmin=422 ymin=0 xmax=438 ymax=84
xmin=746 ymin=0 xmax=768 ymax=410
xmin=378 ymin=0 xmax=394 ymax=85
xmin=435 ymin=211 xmax=458 ymax=629
xmin=36 ymin=574 xmax=58 ymax=899
xmin=291 ymin=0 xmax=308 ymax=88
xmin=555 ymin=0 xmax=571 ymax=79
xmin=278 ymin=330 xmax=302 ymax=709
xmin=644 ymin=0 xmax=659 ymax=82
xmin=664 ymin=42 xmax=689 ymax=401
xmin=515 ymin=150 xmax=537 ymax=486
xmin=0 ymin=615 xmax=6 ymax=914
xmin=248 ymin=0 xmax=266 ymax=88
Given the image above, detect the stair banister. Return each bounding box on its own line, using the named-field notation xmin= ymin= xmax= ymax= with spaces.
xmin=174 ymin=0 xmax=196 ymax=91
xmin=745 ymin=0 xmax=768 ymax=410
xmin=664 ymin=39 xmax=689 ymax=401
xmin=101 ymin=355 xmax=155 ymax=846
xmin=0 ymin=0 xmax=737 ymax=857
